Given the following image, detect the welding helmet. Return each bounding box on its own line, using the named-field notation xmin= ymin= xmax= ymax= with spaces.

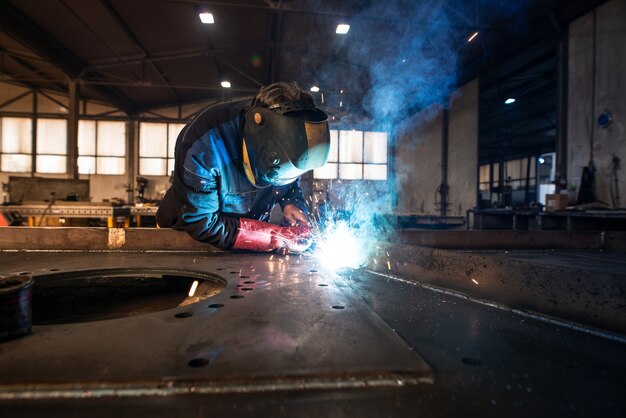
xmin=242 ymin=100 xmax=330 ymax=187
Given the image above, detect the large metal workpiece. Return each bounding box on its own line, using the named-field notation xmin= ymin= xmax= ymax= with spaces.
xmin=0 ymin=228 xmax=625 ymax=417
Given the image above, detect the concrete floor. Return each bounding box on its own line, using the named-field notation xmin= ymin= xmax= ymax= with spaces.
xmin=0 ymin=247 xmax=624 ymax=417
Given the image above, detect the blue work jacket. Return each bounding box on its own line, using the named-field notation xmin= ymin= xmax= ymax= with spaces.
xmin=168 ymin=98 xmax=307 ymax=249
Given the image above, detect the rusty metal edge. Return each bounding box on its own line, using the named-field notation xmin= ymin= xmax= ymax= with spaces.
xmin=391 ymin=230 xmax=626 ymax=251
xmin=0 ymin=227 xmax=220 ymax=252
xmin=0 ymin=372 xmax=433 ymax=400
xmin=2 ymin=228 xmax=625 ymax=253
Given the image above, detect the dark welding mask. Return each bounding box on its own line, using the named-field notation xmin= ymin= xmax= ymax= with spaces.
xmin=242 ymin=100 xmax=331 ymax=187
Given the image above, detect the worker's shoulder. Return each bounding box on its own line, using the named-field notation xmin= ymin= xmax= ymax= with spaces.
xmin=192 ymin=98 xmax=251 ymax=127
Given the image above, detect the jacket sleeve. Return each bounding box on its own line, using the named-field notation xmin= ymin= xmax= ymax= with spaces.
xmin=172 ymin=165 xmax=240 ymax=249
xmin=279 ymin=178 xmax=309 ymax=214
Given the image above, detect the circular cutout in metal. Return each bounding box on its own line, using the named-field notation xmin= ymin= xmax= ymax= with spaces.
xmin=31 ymin=268 xmax=226 ymax=325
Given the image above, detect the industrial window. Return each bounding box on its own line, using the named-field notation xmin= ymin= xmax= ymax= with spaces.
xmin=504 ymin=157 xmax=536 ymax=190
xmin=138 ymin=122 xmax=185 ymax=176
xmin=36 ymin=118 xmax=67 ymax=174
xmin=479 ymin=164 xmax=490 ymax=192
xmin=0 ymin=117 xmax=32 ymax=173
xmin=313 ymin=129 xmax=388 ymax=180
xmin=78 ymin=120 xmax=126 ymax=175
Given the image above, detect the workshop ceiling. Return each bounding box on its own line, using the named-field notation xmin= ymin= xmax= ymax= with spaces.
xmin=0 ymin=0 xmax=607 ymax=117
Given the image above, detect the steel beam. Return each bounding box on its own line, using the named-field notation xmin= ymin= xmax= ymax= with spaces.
xmin=67 ymin=80 xmax=79 ymax=179
xmin=0 ymin=1 xmax=137 ymax=114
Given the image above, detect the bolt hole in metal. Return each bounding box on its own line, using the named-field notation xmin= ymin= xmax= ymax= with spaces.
xmin=310 ymin=270 xmax=318 ymax=273
xmin=30 ymin=268 xmax=226 ymax=325
xmin=175 ymin=312 xmax=193 ymax=318
xmin=243 ymin=280 xmax=255 ymax=284
xmin=19 ymin=272 xmax=32 ymax=275
xmin=239 ymin=275 xmax=250 ymax=279
xmin=230 ymin=295 xmax=244 ymax=299
xmin=319 ymin=284 xmax=328 ymax=287
xmin=462 ymin=357 xmax=483 ymax=366
xmin=332 ymin=305 xmax=345 ymax=310
xmin=208 ymin=303 xmax=224 ymax=309
xmin=241 ymin=287 xmax=254 ymax=291
xmin=188 ymin=357 xmax=210 ymax=368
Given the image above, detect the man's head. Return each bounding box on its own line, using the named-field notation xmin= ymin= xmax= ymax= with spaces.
xmin=242 ymin=81 xmax=331 ymax=187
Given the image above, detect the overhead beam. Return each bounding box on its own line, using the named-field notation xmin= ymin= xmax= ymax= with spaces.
xmin=0 ymin=1 xmax=137 ymax=114
xmin=0 ymin=46 xmax=68 ymax=92
xmin=99 ymin=0 xmax=183 ymax=102
xmin=88 ymin=42 xmax=265 ymax=70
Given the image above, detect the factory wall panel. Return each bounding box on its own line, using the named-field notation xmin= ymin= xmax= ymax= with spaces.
xmin=394 ymin=80 xmax=478 ymax=216
xmin=83 ymin=175 xmax=128 ymax=203
xmin=568 ymin=0 xmax=626 ymax=207
xmin=448 ymin=79 xmax=479 ymax=215
xmin=394 ymin=107 xmax=443 ymax=215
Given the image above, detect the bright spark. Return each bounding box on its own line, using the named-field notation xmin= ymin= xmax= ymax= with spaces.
xmin=472 ymin=279 xmax=479 ymax=285
xmin=188 ymin=280 xmax=199 ymax=297
xmin=312 ymin=220 xmax=367 ymax=270
xmin=468 ymin=31 xmax=479 ymax=42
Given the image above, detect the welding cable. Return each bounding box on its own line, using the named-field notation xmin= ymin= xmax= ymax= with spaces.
xmin=37 ymin=197 xmax=56 ymax=227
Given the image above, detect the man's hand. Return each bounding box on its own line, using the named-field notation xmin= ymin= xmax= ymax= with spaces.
xmin=273 ymin=225 xmax=312 ymax=253
xmin=233 ymin=218 xmax=312 ymax=253
xmin=282 ymin=204 xmax=309 ymax=226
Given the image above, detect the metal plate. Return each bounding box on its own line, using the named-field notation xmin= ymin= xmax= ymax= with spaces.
xmin=0 ymin=252 xmax=432 ymax=398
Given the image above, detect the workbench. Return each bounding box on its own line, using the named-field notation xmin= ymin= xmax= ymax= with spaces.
xmin=0 ymin=203 xmax=158 ymax=228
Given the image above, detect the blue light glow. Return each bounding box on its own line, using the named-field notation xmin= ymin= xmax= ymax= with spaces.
xmin=505 ymin=98 xmax=516 ymax=104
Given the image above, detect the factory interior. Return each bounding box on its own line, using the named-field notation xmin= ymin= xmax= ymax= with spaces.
xmin=0 ymin=0 xmax=625 ymax=416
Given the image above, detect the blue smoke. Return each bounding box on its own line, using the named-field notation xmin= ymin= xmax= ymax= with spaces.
xmin=306 ymin=0 xmax=531 ymax=269
xmin=332 ymin=0 xmax=531 ymax=128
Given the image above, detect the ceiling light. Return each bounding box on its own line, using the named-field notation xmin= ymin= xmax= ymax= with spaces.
xmin=310 ymin=86 xmax=320 ymax=92
xmin=336 ymin=24 xmax=350 ymax=34
xmin=199 ymin=12 xmax=214 ymax=24
xmin=504 ymin=98 xmax=516 ymax=104
xmin=221 ymin=81 xmax=231 ymax=88
xmin=467 ymin=31 xmax=479 ymax=42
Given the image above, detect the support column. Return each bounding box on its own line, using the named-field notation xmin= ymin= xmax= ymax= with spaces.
xmin=31 ymin=91 xmax=37 ymax=177
xmin=439 ymin=108 xmax=450 ymax=217
xmin=67 ymin=79 xmax=79 ymax=179
xmin=555 ymin=35 xmax=569 ymax=192
xmin=126 ymin=119 xmax=135 ymax=204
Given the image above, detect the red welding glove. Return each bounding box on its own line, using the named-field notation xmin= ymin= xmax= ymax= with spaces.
xmin=233 ymin=218 xmax=312 ymax=253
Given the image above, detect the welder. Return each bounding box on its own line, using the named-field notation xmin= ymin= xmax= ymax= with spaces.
xmin=156 ymin=81 xmax=330 ymax=253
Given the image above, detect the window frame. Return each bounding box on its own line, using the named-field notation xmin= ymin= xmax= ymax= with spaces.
xmin=138 ymin=121 xmax=185 ymax=176
xmin=78 ymin=119 xmax=127 ymax=175
xmin=314 ymin=129 xmax=389 ymax=181
xmin=35 ymin=117 xmax=68 ymax=174
xmin=0 ymin=116 xmax=33 ymax=173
